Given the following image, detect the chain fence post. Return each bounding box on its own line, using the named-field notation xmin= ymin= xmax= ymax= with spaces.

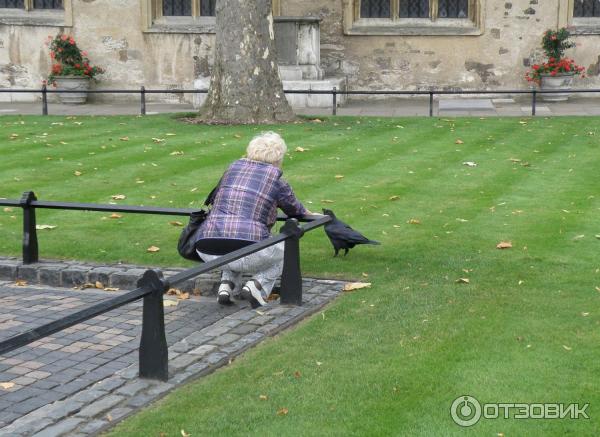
xmin=20 ymin=191 xmax=38 ymax=264
xmin=280 ymin=219 xmax=304 ymax=306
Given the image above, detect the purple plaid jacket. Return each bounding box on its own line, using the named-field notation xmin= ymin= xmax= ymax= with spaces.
xmin=194 ymin=159 xmax=307 ymax=243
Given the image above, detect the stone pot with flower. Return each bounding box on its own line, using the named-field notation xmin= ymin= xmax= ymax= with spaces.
xmin=525 ymin=28 xmax=586 ymax=102
xmin=46 ymin=34 xmax=104 ymax=104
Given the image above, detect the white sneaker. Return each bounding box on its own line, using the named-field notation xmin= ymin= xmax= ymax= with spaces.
xmin=241 ymin=280 xmax=267 ymax=308
xmin=217 ymin=280 xmax=234 ymax=305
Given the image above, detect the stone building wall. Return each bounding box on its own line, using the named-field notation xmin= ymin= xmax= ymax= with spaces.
xmin=0 ymin=0 xmax=599 ymax=103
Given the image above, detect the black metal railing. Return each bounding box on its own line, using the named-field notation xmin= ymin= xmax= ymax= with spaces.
xmin=0 ymin=191 xmax=331 ymax=381
xmin=2 ymin=86 xmax=600 ymax=117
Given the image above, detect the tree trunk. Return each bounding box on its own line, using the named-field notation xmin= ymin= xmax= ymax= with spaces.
xmin=197 ymin=0 xmax=295 ymax=124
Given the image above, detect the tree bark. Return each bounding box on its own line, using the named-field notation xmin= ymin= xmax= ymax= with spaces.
xmin=197 ymin=0 xmax=295 ymax=124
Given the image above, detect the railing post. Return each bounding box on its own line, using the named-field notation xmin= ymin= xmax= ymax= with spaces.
xmin=138 ymin=269 xmax=169 ymax=381
xmin=429 ymin=92 xmax=434 ymax=117
xmin=332 ymin=87 xmax=337 ymax=116
xmin=280 ymin=218 xmax=304 ymax=306
xmin=140 ymin=86 xmax=146 ymax=116
xmin=42 ymin=85 xmax=48 ymax=116
xmin=20 ymin=191 xmax=38 ymax=264
xmin=531 ymin=90 xmax=537 ymax=116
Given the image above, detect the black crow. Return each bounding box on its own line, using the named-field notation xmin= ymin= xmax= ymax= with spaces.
xmin=322 ymin=209 xmax=380 ymax=256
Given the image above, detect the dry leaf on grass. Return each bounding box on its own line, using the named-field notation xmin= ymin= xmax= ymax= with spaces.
xmin=343 ymin=282 xmax=371 ymax=292
xmin=562 ymin=345 xmax=572 ymax=351
xmin=169 ymin=221 xmax=184 ymax=227
xmin=74 ymin=171 xmax=82 ymax=176
xmin=166 ymin=133 xmax=177 ymax=136
xmin=335 ymin=175 xmax=344 ymax=179
xmin=456 ymin=278 xmax=470 ymax=284
xmin=407 ymin=218 xmax=421 ymax=225
xmin=277 ymin=408 xmax=289 ymax=416
xmin=170 ymin=151 xmax=184 ymax=156
xmin=152 ymin=138 xmax=165 ymax=143
xmin=259 ymin=395 xmax=268 ymax=400
xmin=463 ymin=161 xmax=477 ymax=167
xmin=294 ymin=147 xmax=308 ymax=152
xmin=496 ymin=241 xmax=512 ymax=249
xmin=36 ymin=225 xmax=57 ymax=230
xmin=181 ymin=430 xmax=191 ymax=437
xmin=111 ymin=194 xmax=126 ymax=200
xmin=167 ymin=288 xmax=190 ymax=300
xmin=455 ymin=139 xmax=464 ymax=144
xmin=321 ymin=199 xmax=335 ymax=203
xmin=294 ymin=371 xmax=301 ymax=378
xmin=147 ymin=246 xmax=160 ymax=253
xmin=119 ymin=137 xmax=129 ymax=141
xmin=95 ymin=281 xmax=104 ymax=290
xmin=0 ymin=382 xmax=15 ymax=390
xmin=389 ymin=195 xmax=400 ymax=201
xmin=109 ymin=213 xmax=122 ymax=219
xmin=3 ymin=207 xmax=13 ymax=213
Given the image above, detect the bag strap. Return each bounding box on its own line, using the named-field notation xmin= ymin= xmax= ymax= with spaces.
xmin=203 ymin=177 xmax=222 ymax=207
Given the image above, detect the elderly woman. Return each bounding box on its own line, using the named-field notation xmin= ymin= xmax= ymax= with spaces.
xmin=194 ymin=132 xmax=309 ymax=308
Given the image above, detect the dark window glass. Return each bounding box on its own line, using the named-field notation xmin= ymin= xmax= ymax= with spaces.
xmin=200 ymin=0 xmax=215 ymax=16
xmin=360 ymin=0 xmax=391 ymax=18
xmin=399 ymin=0 xmax=429 ymax=18
xmin=573 ymin=0 xmax=600 ymax=17
xmin=0 ymin=0 xmax=25 ymax=8
xmin=163 ymin=0 xmax=191 ymax=16
xmin=33 ymin=0 xmax=63 ymax=9
xmin=439 ymin=0 xmax=468 ymax=18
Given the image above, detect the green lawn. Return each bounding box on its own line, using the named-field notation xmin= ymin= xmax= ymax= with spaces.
xmin=1 ymin=114 xmax=600 ymax=435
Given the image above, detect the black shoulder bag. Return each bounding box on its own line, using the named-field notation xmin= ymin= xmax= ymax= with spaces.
xmin=177 ymin=183 xmax=220 ymax=262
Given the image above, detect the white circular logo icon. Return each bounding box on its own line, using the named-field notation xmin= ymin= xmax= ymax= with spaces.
xmin=451 ymin=395 xmax=482 ymax=427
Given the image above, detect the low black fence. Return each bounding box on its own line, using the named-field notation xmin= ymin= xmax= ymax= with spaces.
xmin=2 ymin=86 xmax=600 ymax=117
xmin=0 ymin=191 xmax=331 ymax=381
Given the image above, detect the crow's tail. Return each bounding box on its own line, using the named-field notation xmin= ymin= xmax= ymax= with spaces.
xmin=368 ymin=240 xmax=381 ymax=245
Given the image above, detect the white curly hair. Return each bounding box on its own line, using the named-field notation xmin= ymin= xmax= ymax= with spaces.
xmin=246 ymin=131 xmax=287 ymax=166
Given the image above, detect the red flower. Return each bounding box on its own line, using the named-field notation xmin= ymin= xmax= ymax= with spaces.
xmin=50 ymin=51 xmax=55 ymax=59
xmin=69 ymin=37 xmax=75 ymax=45
xmin=532 ymin=65 xmax=539 ymax=70
xmin=550 ymin=71 xmax=557 ymax=76
xmin=61 ymin=34 xmax=68 ymax=41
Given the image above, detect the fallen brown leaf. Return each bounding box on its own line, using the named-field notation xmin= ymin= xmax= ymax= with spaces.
xmin=407 ymin=218 xmax=421 ymax=225
xmin=181 ymin=430 xmax=191 ymax=437
xmin=343 ymin=282 xmax=371 ymax=292
xmin=147 ymin=246 xmax=160 ymax=253
xmin=456 ymin=278 xmax=470 ymax=284
xmin=0 ymin=382 xmax=15 ymax=390
xmin=455 ymin=139 xmax=464 ymax=144
xmin=111 ymin=194 xmax=126 ymax=200
xmin=496 ymin=241 xmax=513 ymax=249
xmin=119 ymin=137 xmax=129 ymax=141
xmin=277 ymin=408 xmax=289 ymax=416
xmin=335 ymin=175 xmax=344 ymax=179
xmin=562 ymin=345 xmax=572 ymax=351
xmin=104 ymin=287 xmax=120 ymax=292
xmin=14 ymin=280 xmax=27 ymax=286
xmin=109 ymin=213 xmax=122 ymax=219
xmin=95 ymin=281 xmax=104 ymax=290
xmin=163 ymin=299 xmax=178 ymax=307
xmin=294 ymin=371 xmax=301 ymax=378
xmin=259 ymin=394 xmax=268 ymax=400
xmin=321 ymin=199 xmax=335 ymax=203
xmin=74 ymin=171 xmax=82 ymax=176
xmin=169 ymin=221 xmax=184 ymax=227
xmin=389 ymin=195 xmax=400 ymax=201
xmin=3 ymin=207 xmax=13 ymax=213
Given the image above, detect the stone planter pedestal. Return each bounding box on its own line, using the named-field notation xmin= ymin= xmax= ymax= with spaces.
xmin=540 ymin=73 xmax=575 ymax=102
xmin=53 ymin=76 xmax=91 ymax=104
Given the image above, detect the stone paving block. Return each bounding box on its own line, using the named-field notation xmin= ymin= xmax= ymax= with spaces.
xmin=126 ymin=393 xmax=155 ymax=408
xmin=60 ymin=266 xmax=89 ymax=287
xmin=105 ymin=405 xmax=133 ymax=422
xmin=146 ymin=382 xmax=174 ymax=396
xmin=115 ymin=379 xmax=151 ymax=397
xmin=94 ymin=376 xmax=127 ymax=392
xmin=15 ymin=264 xmax=39 ymax=283
xmin=229 ymin=323 xmax=258 ymax=336
xmin=169 ymin=354 xmax=200 ymax=372
xmin=77 ymin=418 xmax=109 ymax=435
xmin=88 ymin=267 xmax=119 ymax=288
xmin=188 ymin=344 xmax=217 ymax=357
xmin=32 ymin=417 xmax=85 ymax=437
xmin=205 ymin=352 xmax=228 ymax=365
xmin=209 ymin=333 xmax=240 ymax=346
xmin=76 ymin=394 xmax=125 ymax=418
xmin=109 ymin=270 xmax=143 ymax=290
xmin=38 ymin=265 xmax=65 ymax=287
xmin=0 ymin=260 xmax=19 ymax=280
